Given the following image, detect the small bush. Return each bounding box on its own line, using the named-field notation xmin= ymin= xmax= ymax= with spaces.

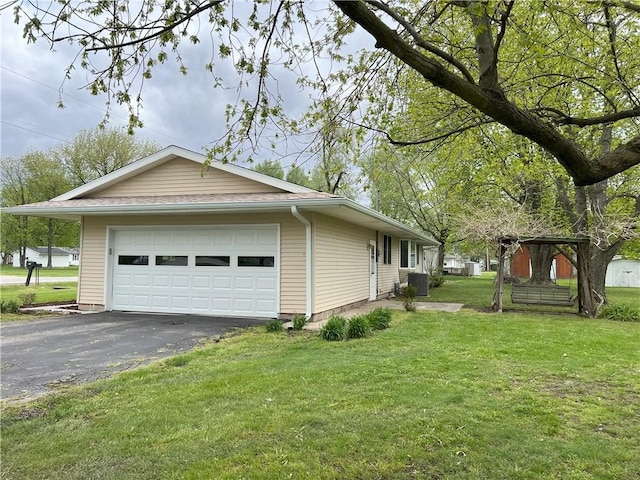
xmin=429 ymin=273 xmax=445 ymax=289
xmin=292 ymin=314 xmax=307 ymax=331
xmin=1 ymin=299 xmax=20 ymax=314
xmin=319 ymin=315 xmax=346 ymax=341
xmin=266 ymin=320 xmax=284 ymax=332
xmin=367 ymin=307 xmax=392 ymax=330
xmin=18 ymin=292 xmax=37 ymax=306
xmin=346 ymin=315 xmax=371 ymax=339
xmin=400 ymin=284 xmax=417 ymax=312
xmin=598 ymin=303 xmax=640 ymax=322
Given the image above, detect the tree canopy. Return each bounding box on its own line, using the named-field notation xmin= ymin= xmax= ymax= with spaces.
xmin=9 ymin=0 xmax=640 ymax=186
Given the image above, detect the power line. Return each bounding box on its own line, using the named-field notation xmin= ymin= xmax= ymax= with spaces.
xmin=1 ymin=66 xmax=187 ymax=145
xmin=1 ymin=120 xmax=72 ymax=144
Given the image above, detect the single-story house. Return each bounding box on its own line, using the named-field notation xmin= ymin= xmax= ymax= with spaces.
xmin=605 ymin=256 xmax=640 ymax=288
xmin=6 ymin=146 xmax=438 ymax=319
xmin=12 ymin=246 xmax=78 ymax=268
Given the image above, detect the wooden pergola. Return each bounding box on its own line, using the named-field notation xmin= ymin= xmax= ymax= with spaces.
xmin=494 ymin=236 xmax=593 ymax=316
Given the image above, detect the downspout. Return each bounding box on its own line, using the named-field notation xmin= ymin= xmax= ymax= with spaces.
xmin=291 ymin=206 xmax=312 ymax=321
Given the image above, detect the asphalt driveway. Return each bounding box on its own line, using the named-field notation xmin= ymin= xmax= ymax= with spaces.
xmin=0 ymin=311 xmax=270 ymax=401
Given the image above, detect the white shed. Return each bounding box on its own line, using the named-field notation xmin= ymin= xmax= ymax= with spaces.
xmin=605 ymin=257 xmax=640 ymax=288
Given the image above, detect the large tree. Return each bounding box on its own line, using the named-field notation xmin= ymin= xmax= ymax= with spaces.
xmin=9 ymin=1 xmax=640 ymax=186
xmin=54 ymin=127 xmax=160 ymax=186
xmin=1 ymin=152 xmax=78 ymax=268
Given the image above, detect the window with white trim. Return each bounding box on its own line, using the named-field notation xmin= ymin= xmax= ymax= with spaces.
xmin=400 ymin=239 xmax=416 ymax=269
xmin=383 ymin=235 xmax=392 ymax=265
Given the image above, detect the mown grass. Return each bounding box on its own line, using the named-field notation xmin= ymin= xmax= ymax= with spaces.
xmin=426 ymin=272 xmax=639 ymax=312
xmin=0 ymin=282 xmax=77 ymax=304
xmin=2 ymin=309 xmax=638 ymax=479
xmin=0 ymin=265 xmax=78 ymax=277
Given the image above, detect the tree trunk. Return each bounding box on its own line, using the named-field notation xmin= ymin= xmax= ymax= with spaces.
xmin=577 ymin=242 xmax=595 ymax=316
xmin=526 ymin=244 xmax=555 ymax=284
xmin=590 ymin=241 xmax=624 ymax=304
xmin=437 ymin=243 xmax=445 ymax=273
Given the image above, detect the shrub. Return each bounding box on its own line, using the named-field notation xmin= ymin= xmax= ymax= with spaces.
xmin=292 ymin=314 xmax=307 ymax=331
xmin=598 ymin=303 xmax=640 ymax=322
xmin=346 ymin=315 xmax=371 ymax=339
xmin=18 ymin=292 xmax=37 ymax=306
xmin=428 ymin=273 xmax=445 ymax=289
xmin=1 ymin=299 xmax=20 ymax=314
xmin=400 ymin=284 xmax=417 ymax=312
xmin=265 ymin=320 xmax=284 ymax=332
xmin=319 ymin=315 xmax=346 ymax=341
xmin=367 ymin=307 xmax=392 ymax=330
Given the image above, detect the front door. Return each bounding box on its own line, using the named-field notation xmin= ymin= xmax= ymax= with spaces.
xmin=369 ymin=241 xmax=377 ymax=301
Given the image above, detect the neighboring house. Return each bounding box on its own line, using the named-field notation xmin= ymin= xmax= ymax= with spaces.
xmin=11 ymin=246 xmax=74 ymax=268
xmin=511 ymin=246 xmax=575 ymax=280
xmin=66 ymin=247 xmax=80 ymax=266
xmin=605 ymin=256 xmax=640 ymax=288
xmin=6 ymin=146 xmax=438 ymax=319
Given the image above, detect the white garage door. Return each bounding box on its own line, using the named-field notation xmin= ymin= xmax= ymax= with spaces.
xmin=111 ymin=226 xmax=278 ymax=317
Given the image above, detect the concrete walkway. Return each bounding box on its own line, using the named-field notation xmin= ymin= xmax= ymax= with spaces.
xmin=298 ymin=299 xmax=464 ymax=331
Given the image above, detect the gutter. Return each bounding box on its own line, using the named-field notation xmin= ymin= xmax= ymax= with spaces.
xmin=291 ymin=206 xmax=312 ymax=321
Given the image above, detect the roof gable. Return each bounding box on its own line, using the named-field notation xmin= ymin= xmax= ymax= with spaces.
xmin=54 ymin=145 xmax=315 ymax=201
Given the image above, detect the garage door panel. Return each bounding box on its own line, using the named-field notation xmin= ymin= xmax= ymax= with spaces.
xmin=152 ymin=275 xmax=170 ymax=287
xmin=151 ymin=296 xmax=170 ymax=308
xmin=256 ymin=277 xmax=277 ymax=291
xmin=170 ymin=296 xmax=190 ymax=309
xmin=191 ymin=297 xmax=210 ymax=310
xmin=171 ymin=275 xmax=190 ymax=288
xmin=234 ymin=277 xmax=255 ymax=290
xmin=112 ymin=227 xmax=278 ymax=317
xmin=213 ymin=276 xmax=232 ymax=289
xmin=133 ymin=275 xmax=151 ymax=287
xmin=131 ymin=295 xmax=151 ymax=308
xmin=191 ymin=276 xmax=211 ymax=288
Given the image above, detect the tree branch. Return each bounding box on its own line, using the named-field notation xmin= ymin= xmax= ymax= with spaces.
xmin=532 ymin=106 xmax=640 ymax=127
xmin=365 ymin=0 xmax=476 ymax=84
xmin=339 ymin=115 xmax=496 ymax=147
xmin=81 ymin=1 xmax=224 ymax=52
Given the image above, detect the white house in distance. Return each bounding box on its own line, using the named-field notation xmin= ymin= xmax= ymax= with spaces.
xmin=605 ymin=256 xmax=640 ymax=288
xmin=6 ymin=146 xmax=438 ymax=320
xmin=12 ymin=246 xmax=79 ymax=268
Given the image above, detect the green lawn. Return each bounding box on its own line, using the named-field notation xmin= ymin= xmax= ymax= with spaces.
xmin=0 ymin=282 xmax=77 ymax=304
xmin=0 ymin=265 xmax=78 ymax=277
xmin=426 ymin=272 xmax=640 ymax=311
xmin=2 ymin=308 xmax=639 ymax=479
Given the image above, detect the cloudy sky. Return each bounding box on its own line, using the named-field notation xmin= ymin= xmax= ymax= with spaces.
xmin=0 ymin=3 xmax=366 ymax=170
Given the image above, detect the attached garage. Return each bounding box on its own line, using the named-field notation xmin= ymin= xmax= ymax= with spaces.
xmin=109 ymin=226 xmax=279 ymax=317
xmin=6 ymin=146 xmax=438 ymax=320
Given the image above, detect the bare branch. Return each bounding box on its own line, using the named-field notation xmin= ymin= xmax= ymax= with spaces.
xmin=80 ymin=1 xmax=224 ymax=52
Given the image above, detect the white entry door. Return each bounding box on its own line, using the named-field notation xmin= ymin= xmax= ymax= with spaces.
xmin=110 ymin=226 xmax=279 ymax=317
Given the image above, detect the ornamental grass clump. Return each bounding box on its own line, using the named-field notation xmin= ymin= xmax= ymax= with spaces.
xmin=292 ymin=314 xmax=307 ymax=331
xmin=265 ymin=320 xmax=284 ymax=332
xmin=598 ymin=303 xmax=640 ymax=322
xmin=367 ymin=307 xmax=392 ymax=330
xmin=346 ymin=315 xmax=371 ymax=339
xmin=400 ymin=284 xmax=417 ymax=312
xmin=0 ymin=299 xmax=20 ymax=314
xmin=319 ymin=315 xmax=346 ymax=341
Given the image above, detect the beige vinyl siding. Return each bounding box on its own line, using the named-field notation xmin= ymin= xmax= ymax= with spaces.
xmin=78 ymin=213 xmax=306 ymax=314
xmin=377 ymin=234 xmax=400 ymax=295
xmin=313 ymin=213 xmax=373 ymax=313
xmin=85 ymin=158 xmax=284 ymax=198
